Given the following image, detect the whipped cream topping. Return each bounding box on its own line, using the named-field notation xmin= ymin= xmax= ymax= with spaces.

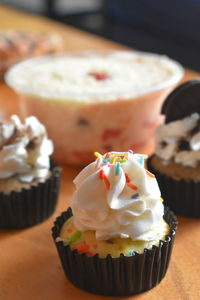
xmin=0 ymin=115 xmax=53 ymax=182
xmin=71 ymin=151 xmax=165 ymax=241
xmin=155 ymin=113 xmax=200 ymax=167
xmin=6 ymin=51 xmax=183 ymax=102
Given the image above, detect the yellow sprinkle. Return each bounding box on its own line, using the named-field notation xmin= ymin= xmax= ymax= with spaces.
xmin=94 ymin=152 xmax=102 ymax=158
xmin=112 ymin=156 xmax=118 ymax=164
xmin=159 ymin=197 xmax=164 ymax=203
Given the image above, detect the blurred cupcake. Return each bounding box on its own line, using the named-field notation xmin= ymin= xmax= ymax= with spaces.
xmin=0 ymin=115 xmax=60 ymax=229
xmin=0 ymin=30 xmax=64 ymax=77
xmin=52 ymin=151 xmax=177 ymax=296
xmin=147 ymin=80 xmax=200 ymax=217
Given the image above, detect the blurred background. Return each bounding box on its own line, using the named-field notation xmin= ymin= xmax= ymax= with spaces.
xmin=2 ymin=0 xmax=200 ymax=71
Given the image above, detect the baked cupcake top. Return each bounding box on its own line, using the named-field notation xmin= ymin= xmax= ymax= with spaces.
xmin=0 ymin=115 xmax=53 ymax=183
xmin=71 ymin=151 xmax=165 ymax=242
xmin=5 ymin=51 xmax=183 ymax=102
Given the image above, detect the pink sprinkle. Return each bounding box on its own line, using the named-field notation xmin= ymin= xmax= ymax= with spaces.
xmin=88 ymin=72 xmax=109 ymax=81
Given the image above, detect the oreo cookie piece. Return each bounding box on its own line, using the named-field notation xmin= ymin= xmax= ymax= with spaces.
xmin=161 ymin=79 xmax=200 ymax=123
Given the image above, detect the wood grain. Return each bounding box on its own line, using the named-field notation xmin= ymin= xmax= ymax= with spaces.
xmin=0 ymin=5 xmax=200 ymax=300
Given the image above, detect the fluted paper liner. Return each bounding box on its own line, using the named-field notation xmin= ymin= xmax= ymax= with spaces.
xmin=52 ymin=207 xmax=177 ymax=296
xmin=0 ymin=163 xmax=61 ymax=229
xmin=147 ymin=155 xmax=200 ymax=218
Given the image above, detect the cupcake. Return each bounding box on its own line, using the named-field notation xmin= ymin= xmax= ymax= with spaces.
xmin=0 ymin=30 xmax=64 ymax=77
xmin=5 ymin=50 xmax=183 ymax=165
xmin=0 ymin=115 xmax=60 ymax=229
xmin=52 ymin=151 xmax=177 ymax=296
xmin=147 ymin=79 xmax=200 ymax=217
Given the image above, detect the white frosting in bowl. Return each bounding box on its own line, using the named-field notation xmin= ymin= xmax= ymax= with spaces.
xmin=5 ymin=51 xmax=184 ymax=103
xmin=71 ymin=151 xmax=165 ymax=241
xmin=0 ymin=115 xmax=53 ymax=182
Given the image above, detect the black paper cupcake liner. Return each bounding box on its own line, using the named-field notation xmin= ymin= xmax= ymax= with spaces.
xmin=147 ymin=155 xmax=200 ymax=218
xmin=52 ymin=206 xmax=177 ymax=296
xmin=0 ymin=162 xmax=61 ymax=229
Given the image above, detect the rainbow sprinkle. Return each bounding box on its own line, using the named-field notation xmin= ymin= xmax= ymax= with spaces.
xmin=128 ymin=149 xmax=134 ymax=154
xmin=99 ymin=169 xmax=105 ymax=180
xmin=127 ymin=183 xmax=138 ymax=190
xmin=105 ymin=153 xmax=110 ymax=158
xmin=115 ymin=162 xmax=120 ymax=176
xmin=145 ymin=169 xmax=155 ymax=178
xmin=131 ymin=193 xmax=139 ymax=199
xmin=125 ymin=173 xmax=131 ymax=183
xmin=103 ymin=175 xmax=110 ymax=190
xmin=119 ymin=159 xmax=127 ymax=163
xmin=139 ymin=157 xmax=144 ymax=166
xmin=94 ymin=152 xmax=102 ymax=159
xmin=111 ymin=156 xmax=118 ymax=164
xmin=99 ymin=169 xmax=110 ymax=190
xmin=103 ymin=157 xmax=110 ymax=163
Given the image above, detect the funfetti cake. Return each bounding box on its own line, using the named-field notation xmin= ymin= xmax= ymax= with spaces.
xmin=52 ymin=150 xmax=177 ymax=296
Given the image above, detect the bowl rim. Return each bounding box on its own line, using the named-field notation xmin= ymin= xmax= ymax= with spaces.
xmin=5 ymin=49 xmax=184 ymax=102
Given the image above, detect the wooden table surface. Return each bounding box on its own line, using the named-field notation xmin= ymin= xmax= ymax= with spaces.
xmin=0 ymin=5 xmax=200 ymax=300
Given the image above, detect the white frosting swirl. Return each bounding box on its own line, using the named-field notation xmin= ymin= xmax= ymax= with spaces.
xmin=71 ymin=151 xmax=164 ymax=241
xmin=155 ymin=113 xmax=200 ymax=167
xmin=0 ymin=115 xmax=53 ymax=182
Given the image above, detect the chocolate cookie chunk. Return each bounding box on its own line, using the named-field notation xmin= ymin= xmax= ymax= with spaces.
xmin=161 ymin=79 xmax=200 ymax=123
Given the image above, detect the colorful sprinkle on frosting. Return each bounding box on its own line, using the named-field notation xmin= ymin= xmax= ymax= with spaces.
xmin=103 ymin=157 xmax=110 ymax=163
xmin=115 ymin=162 xmax=120 ymax=176
xmin=125 ymin=173 xmax=131 ymax=183
xmin=94 ymin=151 xmax=102 ymax=159
xmin=103 ymin=175 xmax=110 ymax=190
xmin=99 ymin=169 xmax=110 ymax=190
xmin=127 ymin=183 xmax=138 ymax=190
xmin=145 ymin=169 xmax=155 ymax=178
xmin=94 ymin=151 xmax=155 ymax=196
xmin=131 ymin=193 xmax=139 ymax=199
xmin=139 ymin=157 xmax=144 ymax=166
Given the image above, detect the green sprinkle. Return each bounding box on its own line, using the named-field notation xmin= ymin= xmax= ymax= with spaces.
xmin=119 ymin=159 xmax=127 ymax=163
xmin=139 ymin=158 xmax=144 ymax=166
xmin=68 ymin=230 xmax=82 ymax=245
xmin=115 ymin=162 xmax=120 ymax=176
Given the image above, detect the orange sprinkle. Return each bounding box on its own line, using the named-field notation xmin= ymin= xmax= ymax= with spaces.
xmin=76 ymin=242 xmax=90 ymax=253
xmin=67 ymin=228 xmax=73 ymax=233
xmin=87 ymin=252 xmax=94 ymax=257
xmin=103 ymin=175 xmax=110 ymax=190
xmin=99 ymin=169 xmax=105 ymax=179
xmin=145 ymin=169 xmax=155 ymax=178
xmin=125 ymin=173 xmax=131 ymax=183
xmin=127 ymin=183 xmax=138 ymax=190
